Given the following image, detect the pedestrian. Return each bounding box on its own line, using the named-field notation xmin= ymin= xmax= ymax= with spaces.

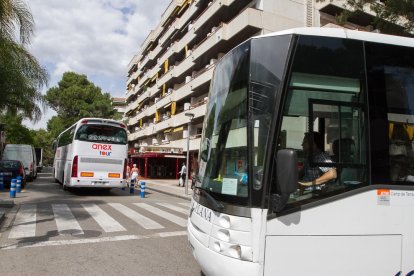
xmin=126 ymin=163 xmax=131 ymax=184
xmin=130 ymin=164 xmax=139 ymax=187
xmin=178 ymin=162 xmax=187 ymax=187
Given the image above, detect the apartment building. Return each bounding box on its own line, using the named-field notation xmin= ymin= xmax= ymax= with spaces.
xmin=125 ymin=0 xmax=383 ymax=179
xmin=111 ymin=97 xmax=127 ymax=121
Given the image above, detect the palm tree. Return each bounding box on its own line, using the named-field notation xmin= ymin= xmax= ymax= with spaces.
xmin=0 ymin=0 xmax=48 ymax=122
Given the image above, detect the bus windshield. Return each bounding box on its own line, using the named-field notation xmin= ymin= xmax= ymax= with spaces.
xmin=196 ymin=42 xmax=250 ymax=202
xmin=75 ymin=124 xmax=127 ymax=145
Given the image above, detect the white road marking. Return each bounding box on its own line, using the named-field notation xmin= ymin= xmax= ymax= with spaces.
xmin=134 ymin=203 xmax=187 ymax=227
xmin=8 ymin=204 xmax=37 ymax=239
xmin=156 ymin=202 xmax=189 ymax=215
xmin=179 ymin=202 xmax=191 ymax=207
xmin=151 ymin=231 xmax=187 ymax=238
xmin=1 ymin=235 xmax=147 ymax=250
xmin=82 ymin=204 xmax=126 ymax=233
xmin=109 ymin=203 xmax=163 ymax=230
xmin=1 ymin=231 xmax=187 ymax=250
xmin=52 ymin=204 xmax=84 ymax=235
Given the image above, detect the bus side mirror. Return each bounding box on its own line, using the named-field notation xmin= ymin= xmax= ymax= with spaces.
xmin=271 ymin=149 xmax=298 ymax=212
xmin=52 ymin=140 xmax=57 ymax=151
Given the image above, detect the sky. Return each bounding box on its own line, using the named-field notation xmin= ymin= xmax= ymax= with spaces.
xmin=24 ymin=0 xmax=171 ymax=130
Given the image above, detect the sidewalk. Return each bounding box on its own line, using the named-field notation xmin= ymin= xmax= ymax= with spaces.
xmin=140 ymin=179 xmax=193 ymax=201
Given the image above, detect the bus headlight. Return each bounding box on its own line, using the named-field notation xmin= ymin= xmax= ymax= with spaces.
xmin=217 ymin=229 xmax=230 ymax=242
xmin=213 ymin=242 xmax=222 ymax=252
xmin=228 ymin=245 xmax=241 ymax=259
xmin=219 ymin=216 xmax=231 ymax=228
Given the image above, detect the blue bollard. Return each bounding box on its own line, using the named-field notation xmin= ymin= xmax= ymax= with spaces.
xmin=10 ymin=179 xmax=16 ymax=198
xmin=140 ymin=181 xmax=146 ymax=198
xmin=0 ymin=173 xmax=4 ymax=190
xmin=129 ymin=179 xmax=135 ymax=194
xmin=16 ymin=176 xmax=22 ymax=193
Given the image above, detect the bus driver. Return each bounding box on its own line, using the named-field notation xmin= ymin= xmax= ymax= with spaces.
xmin=298 ymin=132 xmax=337 ymax=189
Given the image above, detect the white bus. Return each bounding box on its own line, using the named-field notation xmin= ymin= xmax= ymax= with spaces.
xmin=188 ymin=28 xmax=414 ymax=276
xmin=53 ymin=118 xmax=128 ymax=190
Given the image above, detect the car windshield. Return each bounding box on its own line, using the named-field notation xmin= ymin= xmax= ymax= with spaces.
xmin=2 ymin=150 xmax=32 ymax=162
xmin=75 ymin=124 xmax=127 ymax=144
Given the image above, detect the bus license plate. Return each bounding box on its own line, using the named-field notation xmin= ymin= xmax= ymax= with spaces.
xmin=92 ymin=181 xmax=108 ymax=185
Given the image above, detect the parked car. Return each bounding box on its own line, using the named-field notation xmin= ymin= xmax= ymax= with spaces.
xmin=1 ymin=144 xmax=37 ymax=181
xmin=0 ymin=160 xmax=26 ymax=188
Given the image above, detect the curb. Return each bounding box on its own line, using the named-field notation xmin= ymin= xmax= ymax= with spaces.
xmin=146 ymin=186 xmax=192 ymax=201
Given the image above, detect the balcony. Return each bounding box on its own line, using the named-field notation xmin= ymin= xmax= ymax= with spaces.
xmin=165 ymin=137 xmax=201 ymax=152
xmin=155 ymin=94 xmax=173 ymax=110
xmin=125 ymin=100 xmax=139 ymax=115
xmin=192 ymin=8 xmax=263 ymax=62
xmin=154 ymin=116 xmax=173 ymax=133
xmin=193 ymin=0 xmax=236 ymax=31
xmin=137 ymin=90 xmax=150 ymax=105
xmin=159 ymin=18 xmax=179 ymax=47
xmin=157 ymin=67 xmax=175 ymax=89
xmin=173 ymin=55 xmax=194 ymax=78
xmin=172 ymin=81 xmax=192 ymax=103
xmin=190 ymin=64 xmax=214 ymax=91
xmin=173 ymin=103 xmax=206 ymax=127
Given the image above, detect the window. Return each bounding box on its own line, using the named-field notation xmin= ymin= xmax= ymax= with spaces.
xmin=75 ymin=125 xmax=127 ymax=145
xmin=366 ymin=42 xmax=414 ymax=184
xmin=277 ymin=35 xmax=368 ymax=207
xmin=58 ymin=126 xmax=76 ymax=147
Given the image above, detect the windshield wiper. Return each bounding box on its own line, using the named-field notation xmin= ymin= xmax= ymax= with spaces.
xmin=197 ymin=188 xmax=224 ymax=212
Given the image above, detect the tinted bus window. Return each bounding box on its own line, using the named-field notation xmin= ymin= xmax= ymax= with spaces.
xmin=366 ymin=42 xmax=414 ymax=184
xmin=75 ymin=124 xmax=127 ymax=144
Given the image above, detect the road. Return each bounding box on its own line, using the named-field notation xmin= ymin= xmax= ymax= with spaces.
xmin=0 ymin=168 xmax=201 ymax=275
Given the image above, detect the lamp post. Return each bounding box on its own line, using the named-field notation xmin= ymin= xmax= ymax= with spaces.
xmin=184 ymin=112 xmax=194 ymax=195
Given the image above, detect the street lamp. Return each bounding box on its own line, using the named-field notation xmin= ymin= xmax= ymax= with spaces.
xmin=184 ymin=112 xmax=194 ymax=195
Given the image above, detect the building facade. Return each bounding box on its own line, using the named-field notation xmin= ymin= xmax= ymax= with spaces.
xmin=125 ymin=0 xmax=382 ymax=179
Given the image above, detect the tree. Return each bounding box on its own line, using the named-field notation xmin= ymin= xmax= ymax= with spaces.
xmin=0 ymin=114 xmax=33 ymax=144
xmin=31 ymin=129 xmax=54 ymax=166
xmin=45 ymin=72 xmax=116 ymax=134
xmin=319 ymin=0 xmax=414 ymax=35
xmin=0 ymin=0 xmax=49 ymax=121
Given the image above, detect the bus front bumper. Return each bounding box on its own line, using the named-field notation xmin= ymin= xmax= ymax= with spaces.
xmin=187 ymin=220 xmax=260 ymax=276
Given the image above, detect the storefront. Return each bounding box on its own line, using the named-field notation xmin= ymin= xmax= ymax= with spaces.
xmin=129 ymin=146 xmax=197 ymax=179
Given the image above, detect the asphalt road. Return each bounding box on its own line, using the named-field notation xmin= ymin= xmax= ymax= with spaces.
xmin=0 ymin=168 xmax=201 ymax=276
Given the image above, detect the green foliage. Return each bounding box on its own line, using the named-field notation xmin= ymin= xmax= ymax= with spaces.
xmin=0 ymin=114 xmax=33 ymax=144
xmin=44 ymin=72 xmax=116 ymax=139
xmin=30 ymin=129 xmax=54 ymax=166
xmin=46 ymin=116 xmax=67 ymax=139
xmin=318 ymin=0 xmax=414 ymax=35
xmin=0 ymin=0 xmax=49 ymax=122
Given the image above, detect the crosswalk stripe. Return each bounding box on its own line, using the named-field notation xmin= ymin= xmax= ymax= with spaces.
xmin=9 ymin=204 xmax=37 ymax=239
xmin=178 ymin=202 xmax=191 ymax=207
xmin=109 ymin=203 xmax=163 ymax=230
xmin=134 ymin=203 xmax=187 ymax=227
xmin=156 ymin=202 xmax=189 ymax=215
xmin=52 ymin=204 xmax=84 ymax=235
xmin=82 ymin=204 xmax=126 ymax=233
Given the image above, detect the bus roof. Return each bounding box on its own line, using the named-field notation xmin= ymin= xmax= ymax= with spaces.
xmin=258 ymin=27 xmax=414 ymax=48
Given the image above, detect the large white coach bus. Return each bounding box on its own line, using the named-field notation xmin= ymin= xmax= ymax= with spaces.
xmin=188 ymin=28 xmax=414 ymax=276
xmin=53 ymin=118 xmax=128 ymax=190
